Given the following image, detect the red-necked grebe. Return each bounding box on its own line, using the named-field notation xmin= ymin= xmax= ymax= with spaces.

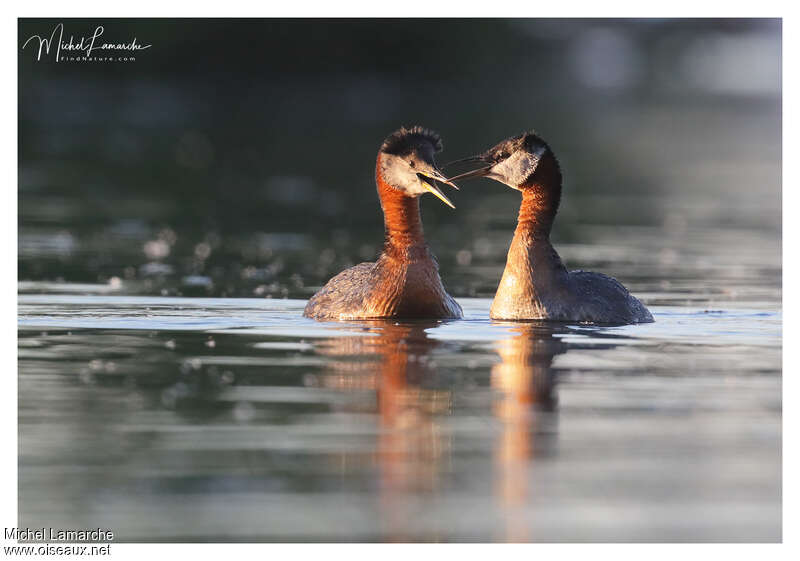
xmin=304 ymin=126 xmax=462 ymax=321
xmin=449 ymin=131 xmax=653 ymax=324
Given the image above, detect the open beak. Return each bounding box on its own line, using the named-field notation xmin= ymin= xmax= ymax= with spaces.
xmin=446 ymin=166 xmax=492 ymax=182
xmin=417 ymin=167 xmax=459 ymax=209
xmin=444 ymin=154 xmax=493 ymax=182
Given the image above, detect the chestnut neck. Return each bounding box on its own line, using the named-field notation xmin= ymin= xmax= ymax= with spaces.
xmin=375 ymin=155 xmax=428 ymax=261
xmin=514 ymin=151 xmax=562 ymax=241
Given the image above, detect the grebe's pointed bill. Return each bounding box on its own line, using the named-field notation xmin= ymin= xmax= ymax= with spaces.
xmin=446 ymin=165 xmax=492 ymax=182
xmin=418 ymin=174 xmax=456 ymax=209
xmin=417 ymin=168 xmax=460 ymax=190
xmin=444 ymin=153 xmax=493 ymax=182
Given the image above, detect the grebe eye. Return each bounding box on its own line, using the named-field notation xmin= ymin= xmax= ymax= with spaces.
xmin=409 ymin=160 xmax=416 ymax=168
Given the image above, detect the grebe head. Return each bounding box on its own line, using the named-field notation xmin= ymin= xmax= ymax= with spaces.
xmin=447 ymin=132 xmax=555 ymax=191
xmin=378 ymin=126 xmax=459 ymax=208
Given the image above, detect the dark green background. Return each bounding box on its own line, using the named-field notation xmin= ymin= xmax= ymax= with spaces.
xmin=19 ymin=19 xmax=782 ymax=299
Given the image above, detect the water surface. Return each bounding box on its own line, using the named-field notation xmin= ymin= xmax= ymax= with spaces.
xmin=18 ymin=293 xmax=781 ymax=542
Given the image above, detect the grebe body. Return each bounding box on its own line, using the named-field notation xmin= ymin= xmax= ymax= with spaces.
xmin=449 ymin=132 xmax=652 ymax=324
xmin=304 ymin=127 xmax=462 ymax=321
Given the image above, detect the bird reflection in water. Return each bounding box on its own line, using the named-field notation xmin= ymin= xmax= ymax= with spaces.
xmin=314 ymin=320 xmax=568 ymax=542
xmin=491 ymin=323 xmax=567 ymax=541
xmin=314 ymin=321 xmax=450 ymax=541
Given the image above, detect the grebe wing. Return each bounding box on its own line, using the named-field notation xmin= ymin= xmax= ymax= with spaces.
xmin=302 ymin=262 xmax=375 ymax=319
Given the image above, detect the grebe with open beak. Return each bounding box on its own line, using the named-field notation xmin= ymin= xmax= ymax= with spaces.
xmin=449 ymin=131 xmax=652 ymax=324
xmin=304 ymin=126 xmax=462 ymax=321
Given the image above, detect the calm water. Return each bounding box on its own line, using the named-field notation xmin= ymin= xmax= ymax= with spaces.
xmin=18 ymin=291 xmax=781 ymax=542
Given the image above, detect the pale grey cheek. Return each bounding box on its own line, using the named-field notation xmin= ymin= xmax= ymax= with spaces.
xmin=381 ymin=156 xmax=426 ymax=196
xmin=490 ymin=152 xmax=541 ymax=187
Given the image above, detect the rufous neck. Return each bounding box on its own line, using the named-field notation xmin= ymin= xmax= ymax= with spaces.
xmin=514 ymin=152 xmax=562 ymax=241
xmin=375 ymin=155 xmax=427 ymax=258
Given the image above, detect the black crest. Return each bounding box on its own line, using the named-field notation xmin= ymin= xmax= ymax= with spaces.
xmin=484 ymin=130 xmax=553 ymax=161
xmin=380 ymin=126 xmax=443 ymax=156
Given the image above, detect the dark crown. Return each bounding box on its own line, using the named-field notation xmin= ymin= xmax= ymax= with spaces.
xmin=380 ymin=126 xmax=443 ymax=155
